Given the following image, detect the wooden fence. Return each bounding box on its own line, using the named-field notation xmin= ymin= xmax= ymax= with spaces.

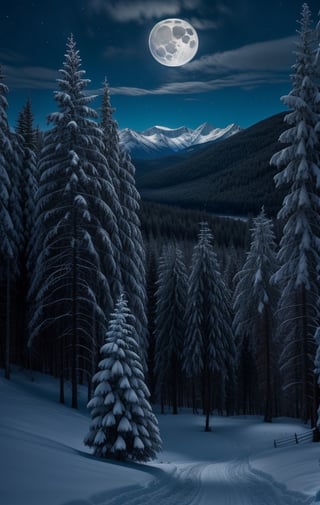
xmin=274 ymin=428 xmax=318 ymax=448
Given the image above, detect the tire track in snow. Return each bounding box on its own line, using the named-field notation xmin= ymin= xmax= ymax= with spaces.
xmin=194 ymin=458 xmax=313 ymax=505
xmin=86 ymin=458 xmax=313 ymax=505
xmin=88 ymin=463 xmax=203 ymax=505
xmin=62 ymin=458 xmax=313 ymax=505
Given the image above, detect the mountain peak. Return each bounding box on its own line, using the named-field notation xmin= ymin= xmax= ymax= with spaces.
xmin=119 ymin=122 xmax=242 ymax=159
xmin=142 ymin=125 xmax=192 ymax=138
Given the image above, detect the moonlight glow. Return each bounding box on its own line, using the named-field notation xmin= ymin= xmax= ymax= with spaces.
xmin=148 ymin=18 xmax=199 ymax=67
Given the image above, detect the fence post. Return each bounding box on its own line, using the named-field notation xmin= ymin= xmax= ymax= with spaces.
xmin=313 ymin=427 xmax=320 ymax=442
xmin=294 ymin=433 xmax=298 ymax=444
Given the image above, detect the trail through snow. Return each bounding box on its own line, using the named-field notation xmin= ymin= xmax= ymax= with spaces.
xmin=1 ymin=371 xmax=318 ymax=505
xmin=62 ymin=413 xmax=315 ymax=505
xmin=62 ymin=459 xmax=312 ymax=505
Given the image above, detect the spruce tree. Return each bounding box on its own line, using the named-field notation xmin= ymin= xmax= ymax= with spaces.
xmin=184 ymin=223 xmax=235 ymax=431
xmin=98 ymin=80 xmax=122 ymax=321
xmin=16 ymin=98 xmax=38 ymax=267
xmin=155 ymin=244 xmax=187 ymax=414
xmin=84 ymin=294 xmax=162 ymax=461
xmin=15 ymin=99 xmax=38 ymax=363
xmin=100 ymin=81 xmax=148 ymax=369
xmin=270 ymin=4 xmax=320 ymax=424
xmin=145 ymin=239 xmax=158 ymax=399
xmin=118 ymin=148 xmax=148 ymax=368
xmin=0 ymin=68 xmax=22 ymax=379
xmin=233 ymin=208 xmax=278 ymax=422
xmin=29 ymin=36 xmax=117 ymax=408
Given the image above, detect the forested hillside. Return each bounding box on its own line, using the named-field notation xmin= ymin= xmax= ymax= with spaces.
xmin=136 ymin=112 xmax=288 ymax=216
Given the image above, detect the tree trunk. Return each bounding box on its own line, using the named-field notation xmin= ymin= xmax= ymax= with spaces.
xmin=5 ymin=262 xmax=11 ymax=380
xmin=311 ymin=374 xmax=319 ymax=428
xmin=301 ymin=286 xmax=309 ymax=423
xmin=71 ymin=209 xmax=78 ymax=409
xmin=263 ymin=308 xmax=272 ymax=422
xmin=171 ymin=353 xmax=178 ymax=415
xmin=59 ymin=335 xmax=65 ymax=404
xmin=204 ymin=369 xmax=212 ymax=432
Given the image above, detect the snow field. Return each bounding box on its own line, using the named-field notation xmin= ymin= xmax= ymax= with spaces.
xmin=1 ymin=369 xmax=319 ymax=505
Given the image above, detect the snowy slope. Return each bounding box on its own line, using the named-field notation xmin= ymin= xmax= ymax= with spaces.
xmin=119 ymin=123 xmax=241 ymax=159
xmin=1 ymin=369 xmax=319 ymax=505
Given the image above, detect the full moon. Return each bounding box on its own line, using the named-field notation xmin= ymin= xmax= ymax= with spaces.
xmin=148 ymin=18 xmax=199 ymax=67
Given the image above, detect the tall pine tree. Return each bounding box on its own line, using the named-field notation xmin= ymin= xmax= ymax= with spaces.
xmin=118 ymin=148 xmax=148 ymax=368
xmin=233 ymin=208 xmax=278 ymax=422
xmin=184 ymin=223 xmax=235 ymax=431
xmin=270 ymin=3 xmax=320 ymax=424
xmin=0 ymin=68 xmax=22 ymax=379
xmin=29 ymin=36 xmax=118 ymax=408
xmin=15 ymin=99 xmax=38 ymax=365
xmin=98 ymin=80 xmax=122 ymax=322
xmin=100 ymin=81 xmax=148 ymax=369
xmin=155 ymin=244 xmax=187 ymax=414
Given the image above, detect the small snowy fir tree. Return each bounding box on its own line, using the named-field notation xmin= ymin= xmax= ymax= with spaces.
xmin=270 ymin=4 xmax=320 ymax=423
xmin=233 ymin=208 xmax=278 ymax=422
xmin=184 ymin=222 xmax=235 ymax=431
xmin=84 ymin=294 xmax=162 ymax=461
xmin=155 ymin=244 xmax=187 ymax=414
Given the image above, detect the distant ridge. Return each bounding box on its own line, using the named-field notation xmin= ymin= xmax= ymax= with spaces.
xmin=119 ymin=122 xmax=241 ymax=159
xmin=135 ymin=112 xmax=288 ymax=217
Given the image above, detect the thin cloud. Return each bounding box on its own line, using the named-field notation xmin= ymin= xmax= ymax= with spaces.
xmin=216 ymin=2 xmax=233 ymax=16
xmin=108 ymin=36 xmax=295 ymax=98
xmin=88 ymin=0 xmax=201 ymax=22
xmin=0 ymin=49 xmax=26 ymax=64
xmin=3 ymin=65 xmax=59 ymax=90
xmin=109 ymin=72 xmax=288 ymax=96
xmin=184 ymin=36 xmax=297 ymax=74
xmin=190 ymin=17 xmax=219 ymax=30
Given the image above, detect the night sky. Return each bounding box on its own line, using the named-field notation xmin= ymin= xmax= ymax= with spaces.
xmin=1 ymin=0 xmax=320 ymax=132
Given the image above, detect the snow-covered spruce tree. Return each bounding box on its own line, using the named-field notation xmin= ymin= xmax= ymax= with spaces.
xmin=0 ymin=67 xmax=22 ymax=379
xmin=155 ymin=244 xmax=187 ymax=414
xmin=233 ymin=208 xmax=278 ymax=422
xmin=84 ymin=294 xmax=162 ymax=461
xmin=15 ymin=99 xmax=38 ymax=361
xmin=100 ymin=81 xmax=148 ymax=369
xmin=184 ymin=223 xmax=235 ymax=431
xmin=16 ymin=98 xmax=38 ymax=260
xmin=97 ymin=79 xmax=122 ymax=323
xmin=29 ymin=36 xmax=118 ymax=408
xmin=145 ymin=239 xmax=159 ymax=400
xmin=118 ymin=147 xmax=148 ymax=369
xmin=270 ymin=4 xmax=320 ymax=424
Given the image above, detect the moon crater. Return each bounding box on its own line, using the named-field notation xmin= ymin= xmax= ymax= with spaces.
xmin=149 ymin=18 xmax=199 ymax=67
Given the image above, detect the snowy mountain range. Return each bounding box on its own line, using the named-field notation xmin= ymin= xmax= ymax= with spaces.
xmin=119 ymin=122 xmax=241 ymax=159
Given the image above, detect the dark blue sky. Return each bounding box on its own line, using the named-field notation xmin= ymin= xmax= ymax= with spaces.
xmin=1 ymin=0 xmax=319 ymax=131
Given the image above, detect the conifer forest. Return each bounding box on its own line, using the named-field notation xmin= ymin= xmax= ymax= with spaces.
xmin=1 ymin=3 xmax=320 ymax=463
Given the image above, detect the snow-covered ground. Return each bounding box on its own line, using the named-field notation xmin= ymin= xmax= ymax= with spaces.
xmin=1 ymin=369 xmax=319 ymax=505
